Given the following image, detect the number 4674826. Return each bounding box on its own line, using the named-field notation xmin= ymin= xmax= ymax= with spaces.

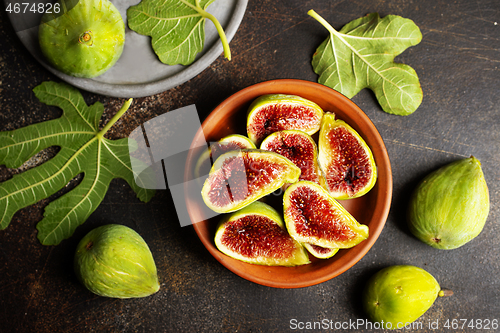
xmin=5 ymin=2 xmax=60 ymax=14
xmin=444 ymin=319 xmax=498 ymax=330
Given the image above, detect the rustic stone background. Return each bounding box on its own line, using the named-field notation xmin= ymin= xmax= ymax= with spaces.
xmin=1 ymin=0 xmax=499 ymax=332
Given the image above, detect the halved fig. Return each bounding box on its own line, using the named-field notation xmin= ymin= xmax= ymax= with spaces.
xmin=246 ymin=94 xmax=324 ymax=144
xmin=194 ymin=134 xmax=256 ymax=180
xmin=303 ymin=243 xmax=339 ymax=259
xmin=318 ymin=112 xmax=377 ymax=199
xmin=202 ymin=149 xmax=301 ymax=213
xmin=283 ymin=181 xmax=369 ymax=249
xmin=215 ymin=201 xmax=310 ymax=266
xmin=260 ymin=130 xmax=325 ymax=187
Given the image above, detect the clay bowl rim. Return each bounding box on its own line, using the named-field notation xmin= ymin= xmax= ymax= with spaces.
xmin=184 ymin=79 xmax=393 ymax=289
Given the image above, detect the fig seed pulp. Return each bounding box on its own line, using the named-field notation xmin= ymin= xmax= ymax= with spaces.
xmin=318 ymin=113 xmax=377 ymax=199
xmin=220 ymin=215 xmax=298 ymax=259
xmin=201 ymin=150 xmax=301 ymax=213
xmin=246 ymin=94 xmax=324 ymax=144
xmin=283 ymin=181 xmax=369 ymax=249
xmin=214 ymin=201 xmax=310 ymax=266
xmin=260 ymin=130 xmax=324 ymax=186
xmin=287 ymin=184 xmax=357 ymax=242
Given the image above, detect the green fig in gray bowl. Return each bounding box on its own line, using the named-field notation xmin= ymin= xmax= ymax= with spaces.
xmin=74 ymin=224 xmax=159 ymax=298
xmin=408 ymin=156 xmax=489 ymax=250
xmin=39 ymin=0 xmax=125 ymax=78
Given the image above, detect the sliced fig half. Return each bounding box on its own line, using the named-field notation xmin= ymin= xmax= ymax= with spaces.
xmin=194 ymin=134 xmax=256 ymax=180
xmin=303 ymin=243 xmax=339 ymax=259
xmin=202 ymin=149 xmax=301 ymax=213
xmin=260 ymin=130 xmax=325 ymax=187
xmin=283 ymin=181 xmax=369 ymax=249
xmin=215 ymin=201 xmax=310 ymax=266
xmin=246 ymin=94 xmax=324 ymax=144
xmin=318 ymin=112 xmax=377 ymax=199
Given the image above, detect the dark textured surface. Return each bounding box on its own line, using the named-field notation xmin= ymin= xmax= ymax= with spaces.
xmin=1 ymin=0 xmax=499 ymax=332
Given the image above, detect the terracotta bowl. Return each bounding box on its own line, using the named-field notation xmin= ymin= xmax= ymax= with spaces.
xmin=184 ymin=79 xmax=392 ymax=288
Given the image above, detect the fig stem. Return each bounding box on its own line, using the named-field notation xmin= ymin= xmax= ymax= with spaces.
xmin=438 ymin=289 xmax=454 ymax=297
xmin=79 ymin=31 xmax=93 ymax=45
xmin=97 ymin=98 xmax=133 ymax=139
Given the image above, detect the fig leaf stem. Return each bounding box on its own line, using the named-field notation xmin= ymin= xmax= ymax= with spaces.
xmin=308 ymin=9 xmax=339 ymax=37
xmin=195 ymin=0 xmax=231 ymax=60
xmin=97 ymin=98 xmax=133 ymax=139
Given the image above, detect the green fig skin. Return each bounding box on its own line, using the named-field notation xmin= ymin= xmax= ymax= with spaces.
xmin=39 ymin=0 xmax=125 ymax=78
xmin=363 ymin=265 xmax=442 ymax=330
xmin=74 ymin=224 xmax=160 ymax=298
xmin=408 ymin=156 xmax=489 ymax=250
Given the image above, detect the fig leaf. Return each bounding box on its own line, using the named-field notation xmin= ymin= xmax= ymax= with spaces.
xmin=0 ymin=82 xmax=155 ymax=245
xmin=127 ymin=0 xmax=231 ymax=65
xmin=309 ymin=10 xmax=423 ymax=115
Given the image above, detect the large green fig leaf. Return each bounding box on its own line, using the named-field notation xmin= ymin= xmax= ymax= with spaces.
xmin=127 ymin=0 xmax=231 ymax=66
xmin=0 ymin=82 xmax=155 ymax=245
xmin=309 ymin=10 xmax=423 ymax=115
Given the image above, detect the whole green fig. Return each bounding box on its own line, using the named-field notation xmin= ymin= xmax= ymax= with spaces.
xmin=74 ymin=224 xmax=159 ymax=298
xmin=363 ymin=265 xmax=444 ymax=330
xmin=408 ymin=156 xmax=489 ymax=249
xmin=39 ymin=0 xmax=125 ymax=78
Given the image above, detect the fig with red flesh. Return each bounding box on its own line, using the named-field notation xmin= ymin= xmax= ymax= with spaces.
xmin=201 ymin=149 xmax=301 ymax=213
xmin=303 ymin=242 xmax=339 ymax=259
xmin=215 ymin=201 xmax=310 ymax=266
xmin=283 ymin=181 xmax=369 ymax=249
xmin=260 ymin=130 xmax=325 ymax=187
xmin=195 ymin=134 xmax=256 ymax=180
xmin=246 ymin=94 xmax=324 ymax=144
xmin=318 ymin=112 xmax=377 ymax=199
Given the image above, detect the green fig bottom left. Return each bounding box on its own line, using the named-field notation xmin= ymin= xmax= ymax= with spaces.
xmin=362 ymin=265 xmax=442 ymax=330
xmin=74 ymin=224 xmax=160 ymax=298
